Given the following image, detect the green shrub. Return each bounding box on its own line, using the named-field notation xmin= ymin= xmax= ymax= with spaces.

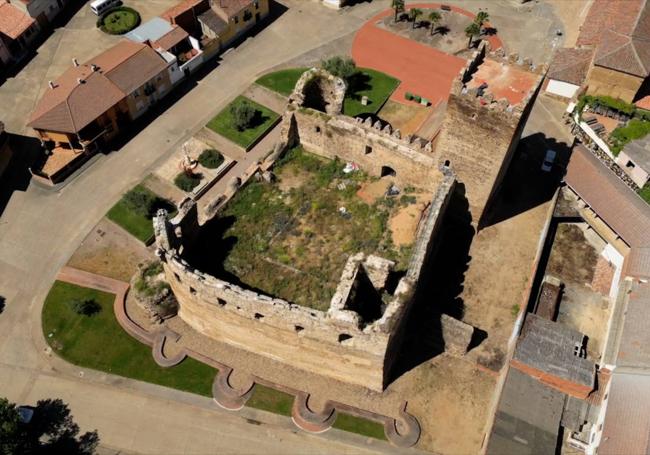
xmin=413 ymin=95 xmax=422 ymax=103
xmin=229 ymin=100 xmax=257 ymax=132
xmin=174 ymin=172 xmax=202 ymax=192
xmin=610 ymin=119 xmax=650 ymax=155
xmin=639 ymin=184 xmax=650 ymax=204
xmin=123 ymin=186 xmax=158 ymax=218
xmin=405 ymin=92 xmax=413 ymax=100
xmin=577 ymin=94 xmax=635 ymax=116
xmin=321 ymin=56 xmax=357 ymax=81
xmin=198 ymin=149 xmax=224 ymax=169
xmin=68 ymin=298 xmax=101 ymax=316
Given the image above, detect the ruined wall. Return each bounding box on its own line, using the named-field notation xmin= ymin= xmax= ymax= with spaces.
xmin=292 ymin=109 xmax=440 ymax=191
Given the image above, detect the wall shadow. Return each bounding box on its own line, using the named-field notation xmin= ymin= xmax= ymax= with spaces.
xmin=481 ymin=133 xmax=571 ymax=229
xmin=0 ymin=296 xmax=5 ymax=314
xmin=0 ymin=134 xmax=42 ymax=218
xmin=388 ymin=184 xmax=475 ymax=381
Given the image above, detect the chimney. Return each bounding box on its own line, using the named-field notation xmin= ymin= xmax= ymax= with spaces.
xmin=91 ymin=64 xmax=98 ymax=72
xmin=77 ymin=78 xmax=84 ymax=85
xmin=48 ymin=81 xmax=55 ymax=89
xmin=72 ymin=58 xmax=79 ymax=67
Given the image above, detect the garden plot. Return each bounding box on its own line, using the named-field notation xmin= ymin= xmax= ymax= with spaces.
xmin=184 ymin=147 xmax=426 ymax=310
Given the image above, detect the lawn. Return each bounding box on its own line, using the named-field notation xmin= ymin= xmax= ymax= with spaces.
xmin=255 ymin=67 xmax=399 ymax=117
xmin=610 ymin=119 xmax=650 ymax=155
xmin=206 ymin=96 xmax=280 ymax=150
xmin=106 ymin=185 xmax=174 ymax=245
xmin=99 ymin=7 xmax=141 ymax=35
xmin=185 ymin=146 xmax=415 ymax=310
xmin=42 ymin=281 xmax=385 ymax=440
xmin=255 ymin=68 xmax=308 ymax=96
xmin=343 ymin=69 xmax=400 ymax=117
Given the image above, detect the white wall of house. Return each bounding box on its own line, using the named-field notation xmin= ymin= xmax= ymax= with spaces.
xmin=167 ymin=61 xmax=184 ymax=86
xmin=546 ymin=79 xmax=580 ymax=99
xmin=615 ymin=150 xmax=650 ymax=188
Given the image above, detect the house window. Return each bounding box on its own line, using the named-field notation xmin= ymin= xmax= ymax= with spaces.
xmin=234 ymin=16 xmax=239 ymax=24
xmin=626 ymin=160 xmax=636 ymax=169
xmin=243 ymin=10 xmax=252 ymax=21
xmin=364 ymin=145 xmax=372 ymax=154
xmin=315 ymin=126 xmax=321 ymax=133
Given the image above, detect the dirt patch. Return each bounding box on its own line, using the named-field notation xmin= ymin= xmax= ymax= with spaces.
xmin=356 ymin=178 xmax=391 ymax=204
xmin=547 ymin=223 xmax=599 ymax=285
xmin=277 ymin=167 xmax=311 ymax=192
xmin=67 ymin=218 xmax=153 ymax=282
xmin=377 ymin=100 xmax=431 ymax=136
xmin=390 ymin=202 xmax=426 ymax=246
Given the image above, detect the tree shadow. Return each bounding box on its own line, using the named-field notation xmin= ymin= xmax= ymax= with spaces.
xmin=346 ymin=72 xmax=372 ymax=102
xmin=483 ymin=27 xmax=498 ymax=36
xmin=23 ymin=398 xmax=99 ymax=454
xmin=481 ymin=133 xmax=571 ymax=229
xmin=248 ymin=110 xmax=271 ymax=130
xmin=388 ymin=184 xmax=476 ymax=381
xmin=435 ymin=25 xmax=451 ymax=36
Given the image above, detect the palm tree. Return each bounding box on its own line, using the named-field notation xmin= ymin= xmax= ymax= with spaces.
xmin=391 ymin=0 xmax=405 ymax=22
xmin=409 ymin=8 xmax=423 ymax=29
xmin=474 ymin=11 xmax=489 ymax=30
xmin=465 ymin=22 xmax=480 ymax=48
xmin=428 ymin=10 xmax=442 ymax=35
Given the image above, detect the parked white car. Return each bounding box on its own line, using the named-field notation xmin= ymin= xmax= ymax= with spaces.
xmin=90 ymin=0 xmax=121 ymax=16
xmin=541 ymin=149 xmax=557 ymax=172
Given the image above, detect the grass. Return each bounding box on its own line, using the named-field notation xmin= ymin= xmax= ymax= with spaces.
xmin=255 ymin=67 xmax=399 ymax=117
xmin=99 ymin=7 xmax=141 ymax=35
xmin=106 ymin=185 xmax=174 ymax=244
xmin=255 ymin=68 xmax=308 ymax=96
xmin=206 ymin=96 xmax=280 ymax=149
xmin=610 ymin=119 xmax=650 ymax=155
xmin=639 ymin=184 xmax=650 ymax=205
xmin=188 ymin=146 xmax=415 ymax=310
xmin=344 ymin=69 xmax=400 ymax=117
xmin=42 ymin=281 xmax=386 ymax=440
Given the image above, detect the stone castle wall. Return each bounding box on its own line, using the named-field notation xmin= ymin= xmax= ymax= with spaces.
xmin=437 ymin=53 xmax=543 ymax=225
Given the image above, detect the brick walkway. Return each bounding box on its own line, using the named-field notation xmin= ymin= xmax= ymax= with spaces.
xmin=352 ymin=3 xmax=503 ymax=107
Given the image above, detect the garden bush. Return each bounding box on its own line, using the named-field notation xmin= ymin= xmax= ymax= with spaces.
xmin=229 ymin=100 xmax=257 ymax=132
xmin=405 ymin=92 xmax=414 ymax=100
xmin=577 ymin=94 xmax=635 ymax=116
xmin=198 ymin=149 xmax=224 ymax=169
xmin=174 ymin=172 xmax=202 ymax=192
xmin=610 ymin=119 xmax=650 ymax=155
xmin=123 ymin=186 xmax=158 ymax=218
xmin=321 ymin=56 xmax=357 ymax=81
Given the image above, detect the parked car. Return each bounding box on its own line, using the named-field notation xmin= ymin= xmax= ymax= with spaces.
xmin=90 ymin=0 xmax=121 ymax=16
xmin=541 ymin=149 xmax=557 ymax=172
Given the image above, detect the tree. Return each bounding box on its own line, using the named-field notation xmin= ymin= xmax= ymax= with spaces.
xmin=123 ymin=186 xmax=158 ymax=218
xmin=0 ymin=398 xmax=99 ymax=455
xmin=321 ymin=56 xmax=357 ymax=81
xmin=465 ymin=22 xmax=480 ymax=48
xmin=229 ymin=100 xmax=257 ymax=132
xmin=474 ymin=10 xmax=490 ymax=29
xmin=428 ymin=10 xmax=442 ymax=35
xmin=68 ymin=298 xmax=101 ymax=317
xmin=391 ymin=0 xmax=404 ymax=22
xmin=409 ymin=8 xmax=423 ymax=29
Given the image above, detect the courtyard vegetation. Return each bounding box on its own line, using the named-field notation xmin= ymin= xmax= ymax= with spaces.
xmin=42 ymin=281 xmax=385 ymax=440
xmin=106 ymin=185 xmax=175 ymax=244
xmin=255 ymin=68 xmax=309 ymax=96
xmin=198 ymin=149 xmax=224 ymax=169
xmin=174 ymin=172 xmax=202 ymax=192
xmin=206 ymin=96 xmax=280 ymax=149
xmin=191 ymin=146 xmax=415 ymax=310
xmin=97 ymin=7 xmax=141 ymax=35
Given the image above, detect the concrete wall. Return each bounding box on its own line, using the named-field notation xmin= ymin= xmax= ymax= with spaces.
xmin=587 ymin=66 xmax=643 ymax=103
xmin=615 ymin=150 xmax=650 ymax=188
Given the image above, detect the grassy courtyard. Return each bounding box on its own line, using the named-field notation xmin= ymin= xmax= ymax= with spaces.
xmin=255 ymin=67 xmax=398 ymax=117
xmin=42 ymin=281 xmax=385 ymax=440
xmin=188 ymin=147 xmax=414 ymax=310
xmin=107 ymin=184 xmax=174 ymax=245
xmin=206 ymin=96 xmax=280 ymax=150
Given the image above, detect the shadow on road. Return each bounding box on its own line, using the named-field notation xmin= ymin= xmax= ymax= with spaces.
xmin=0 ymin=134 xmax=42 ymax=218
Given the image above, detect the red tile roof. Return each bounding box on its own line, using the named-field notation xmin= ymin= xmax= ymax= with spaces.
xmin=153 ymin=25 xmax=189 ymax=51
xmin=547 ymin=48 xmax=594 ymax=85
xmin=564 ymin=144 xmax=650 ymax=278
xmin=0 ymin=0 xmax=35 ymax=40
xmin=29 ymin=41 xmax=169 ymax=134
xmin=161 ymin=0 xmax=205 ymax=22
xmin=576 ymin=0 xmax=645 ymax=47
